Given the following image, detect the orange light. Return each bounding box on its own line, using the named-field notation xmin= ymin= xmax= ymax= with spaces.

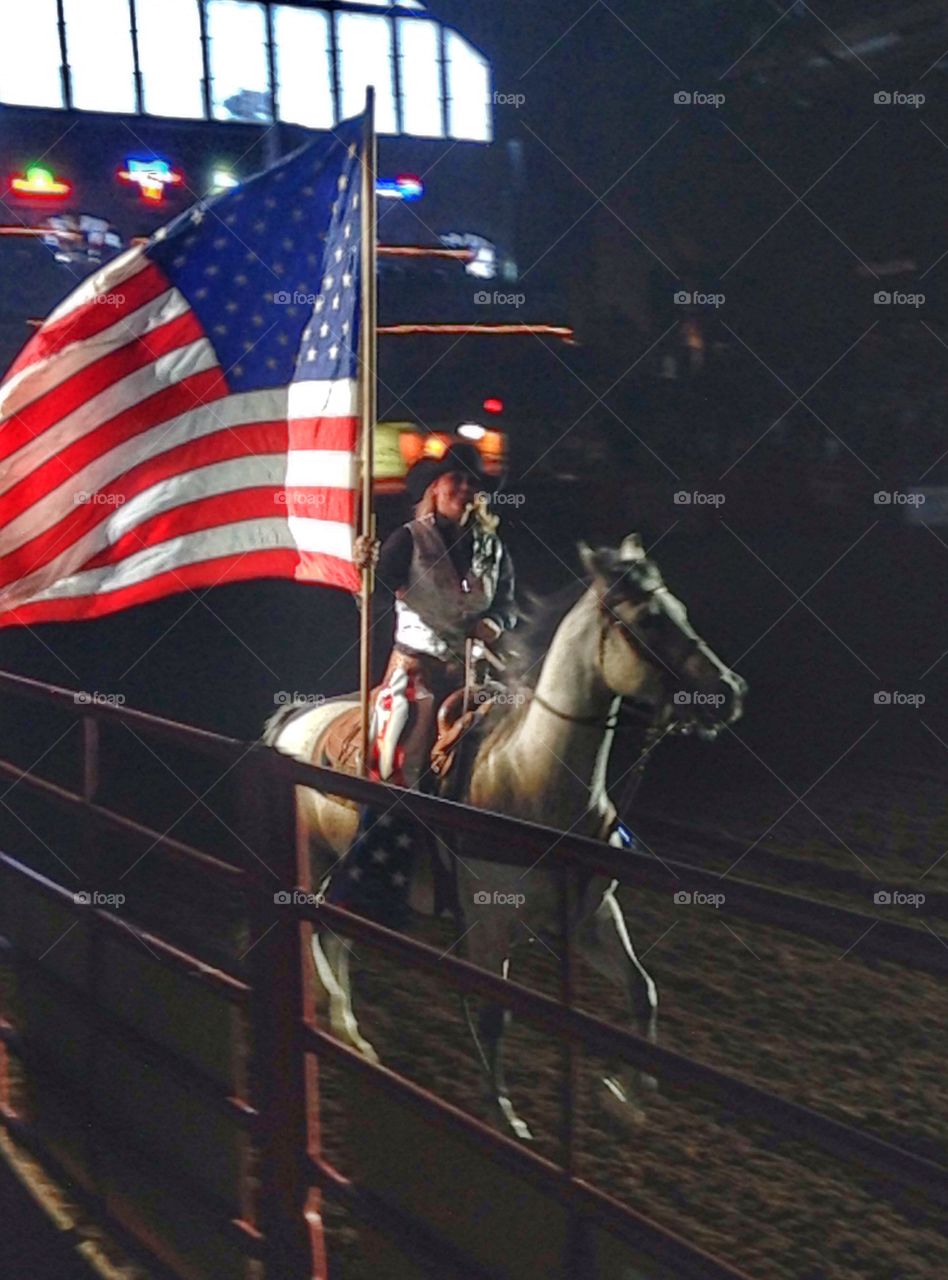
xmin=379 ymin=324 xmax=575 ymax=340
xmin=378 ymin=245 xmax=473 ymax=260
xmin=422 ymin=435 xmax=450 ymax=459
xmin=10 ymin=166 xmax=72 ymax=199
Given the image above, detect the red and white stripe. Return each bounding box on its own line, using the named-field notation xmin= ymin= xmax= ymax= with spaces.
xmin=0 ymin=251 xmax=360 ymax=628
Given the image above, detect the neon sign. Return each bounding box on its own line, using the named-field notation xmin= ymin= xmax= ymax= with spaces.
xmin=376 ymin=174 xmax=424 ymax=201
xmin=117 ymin=157 xmax=184 ymax=204
xmin=10 ymin=166 xmax=72 ymax=200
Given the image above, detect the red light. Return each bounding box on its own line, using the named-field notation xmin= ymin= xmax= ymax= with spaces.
xmin=483 ymin=398 xmax=504 ymax=414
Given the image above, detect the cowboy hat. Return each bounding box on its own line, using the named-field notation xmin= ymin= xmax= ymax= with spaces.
xmin=405 ymin=442 xmax=497 ymax=505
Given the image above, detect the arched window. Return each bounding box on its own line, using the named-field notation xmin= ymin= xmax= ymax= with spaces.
xmin=138 ymin=0 xmax=206 ymax=118
xmin=336 ymin=12 xmax=398 ymax=135
xmin=445 ymin=30 xmax=491 ymax=142
xmin=207 ymin=0 xmax=273 ymax=123
xmin=0 ymin=0 xmax=63 ymax=108
xmin=63 ymin=0 xmax=137 ymax=113
xmin=398 ymin=18 xmax=443 ymax=138
xmin=274 ymin=5 xmax=334 ymax=129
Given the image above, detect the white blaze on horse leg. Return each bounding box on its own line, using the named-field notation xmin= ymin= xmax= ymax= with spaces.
xmin=311 ymin=932 xmax=379 ymax=1064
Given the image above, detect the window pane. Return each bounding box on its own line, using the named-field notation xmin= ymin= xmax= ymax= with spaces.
xmin=336 ymin=13 xmax=397 ymax=135
xmin=445 ymin=31 xmax=491 ymax=142
xmin=274 ymin=5 xmax=333 ymax=129
xmin=0 ymin=0 xmax=63 ymax=108
xmin=137 ymin=0 xmax=204 ymax=118
xmin=397 ymin=19 xmax=442 ymax=138
xmin=207 ymin=0 xmax=272 ymax=123
xmin=64 ymin=0 xmax=136 ymax=113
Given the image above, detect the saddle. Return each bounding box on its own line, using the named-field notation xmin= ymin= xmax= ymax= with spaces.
xmin=314 ymin=682 xmax=496 ymax=785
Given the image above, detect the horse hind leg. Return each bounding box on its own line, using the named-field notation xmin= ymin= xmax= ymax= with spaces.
xmin=462 ymin=995 xmax=533 ymax=1143
xmin=461 ymin=949 xmax=533 ymax=1142
xmin=312 ymin=931 xmax=379 ymax=1064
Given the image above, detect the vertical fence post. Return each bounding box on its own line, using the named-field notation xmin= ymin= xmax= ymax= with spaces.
xmin=558 ymin=864 xmax=594 ymax=1276
xmin=239 ymin=749 xmax=327 ymax=1280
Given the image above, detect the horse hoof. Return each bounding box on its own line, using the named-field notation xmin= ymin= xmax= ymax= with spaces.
xmin=498 ymin=1095 xmax=533 ymax=1142
xmin=329 ymin=1020 xmax=380 ymax=1065
xmin=600 ymin=1077 xmax=646 ymax=1128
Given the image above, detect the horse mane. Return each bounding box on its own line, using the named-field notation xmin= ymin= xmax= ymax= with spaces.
xmin=502 ymin=579 xmax=587 ymax=690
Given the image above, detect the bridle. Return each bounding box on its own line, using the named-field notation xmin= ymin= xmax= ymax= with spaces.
xmin=530 ymin=575 xmax=704 ymax=737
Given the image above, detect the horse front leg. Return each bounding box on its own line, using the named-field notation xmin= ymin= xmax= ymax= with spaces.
xmin=576 ymin=879 xmax=658 ymax=1124
xmin=311 ymin=930 xmax=379 ymax=1065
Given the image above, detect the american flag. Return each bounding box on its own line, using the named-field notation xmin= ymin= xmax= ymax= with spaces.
xmin=0 ymin=116 xmax=367 ymax=628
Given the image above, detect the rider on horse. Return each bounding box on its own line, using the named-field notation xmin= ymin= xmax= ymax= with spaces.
xmin=356 ymin=442 xmax=518 ymax=789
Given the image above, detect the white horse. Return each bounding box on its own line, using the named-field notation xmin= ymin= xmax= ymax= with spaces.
xmin=265 ymin=534 xmax=746 ymax=1138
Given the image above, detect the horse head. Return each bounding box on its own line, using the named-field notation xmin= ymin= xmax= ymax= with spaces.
xmin=579 ymin=534 xmax=747 ymax=736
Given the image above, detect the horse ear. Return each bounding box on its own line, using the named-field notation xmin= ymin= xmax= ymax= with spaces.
xmin=578 ymin=541 xmax=613 ymax=583
xmin=620 ymin=533 xmax=645 ymax=561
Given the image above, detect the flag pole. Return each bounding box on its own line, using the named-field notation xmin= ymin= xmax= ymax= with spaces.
xmin=358 ymin=87 xmax=378 ymax=778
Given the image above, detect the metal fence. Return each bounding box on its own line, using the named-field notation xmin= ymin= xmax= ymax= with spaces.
xmin=0 ymin=669 xmax=945 ymax=1279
